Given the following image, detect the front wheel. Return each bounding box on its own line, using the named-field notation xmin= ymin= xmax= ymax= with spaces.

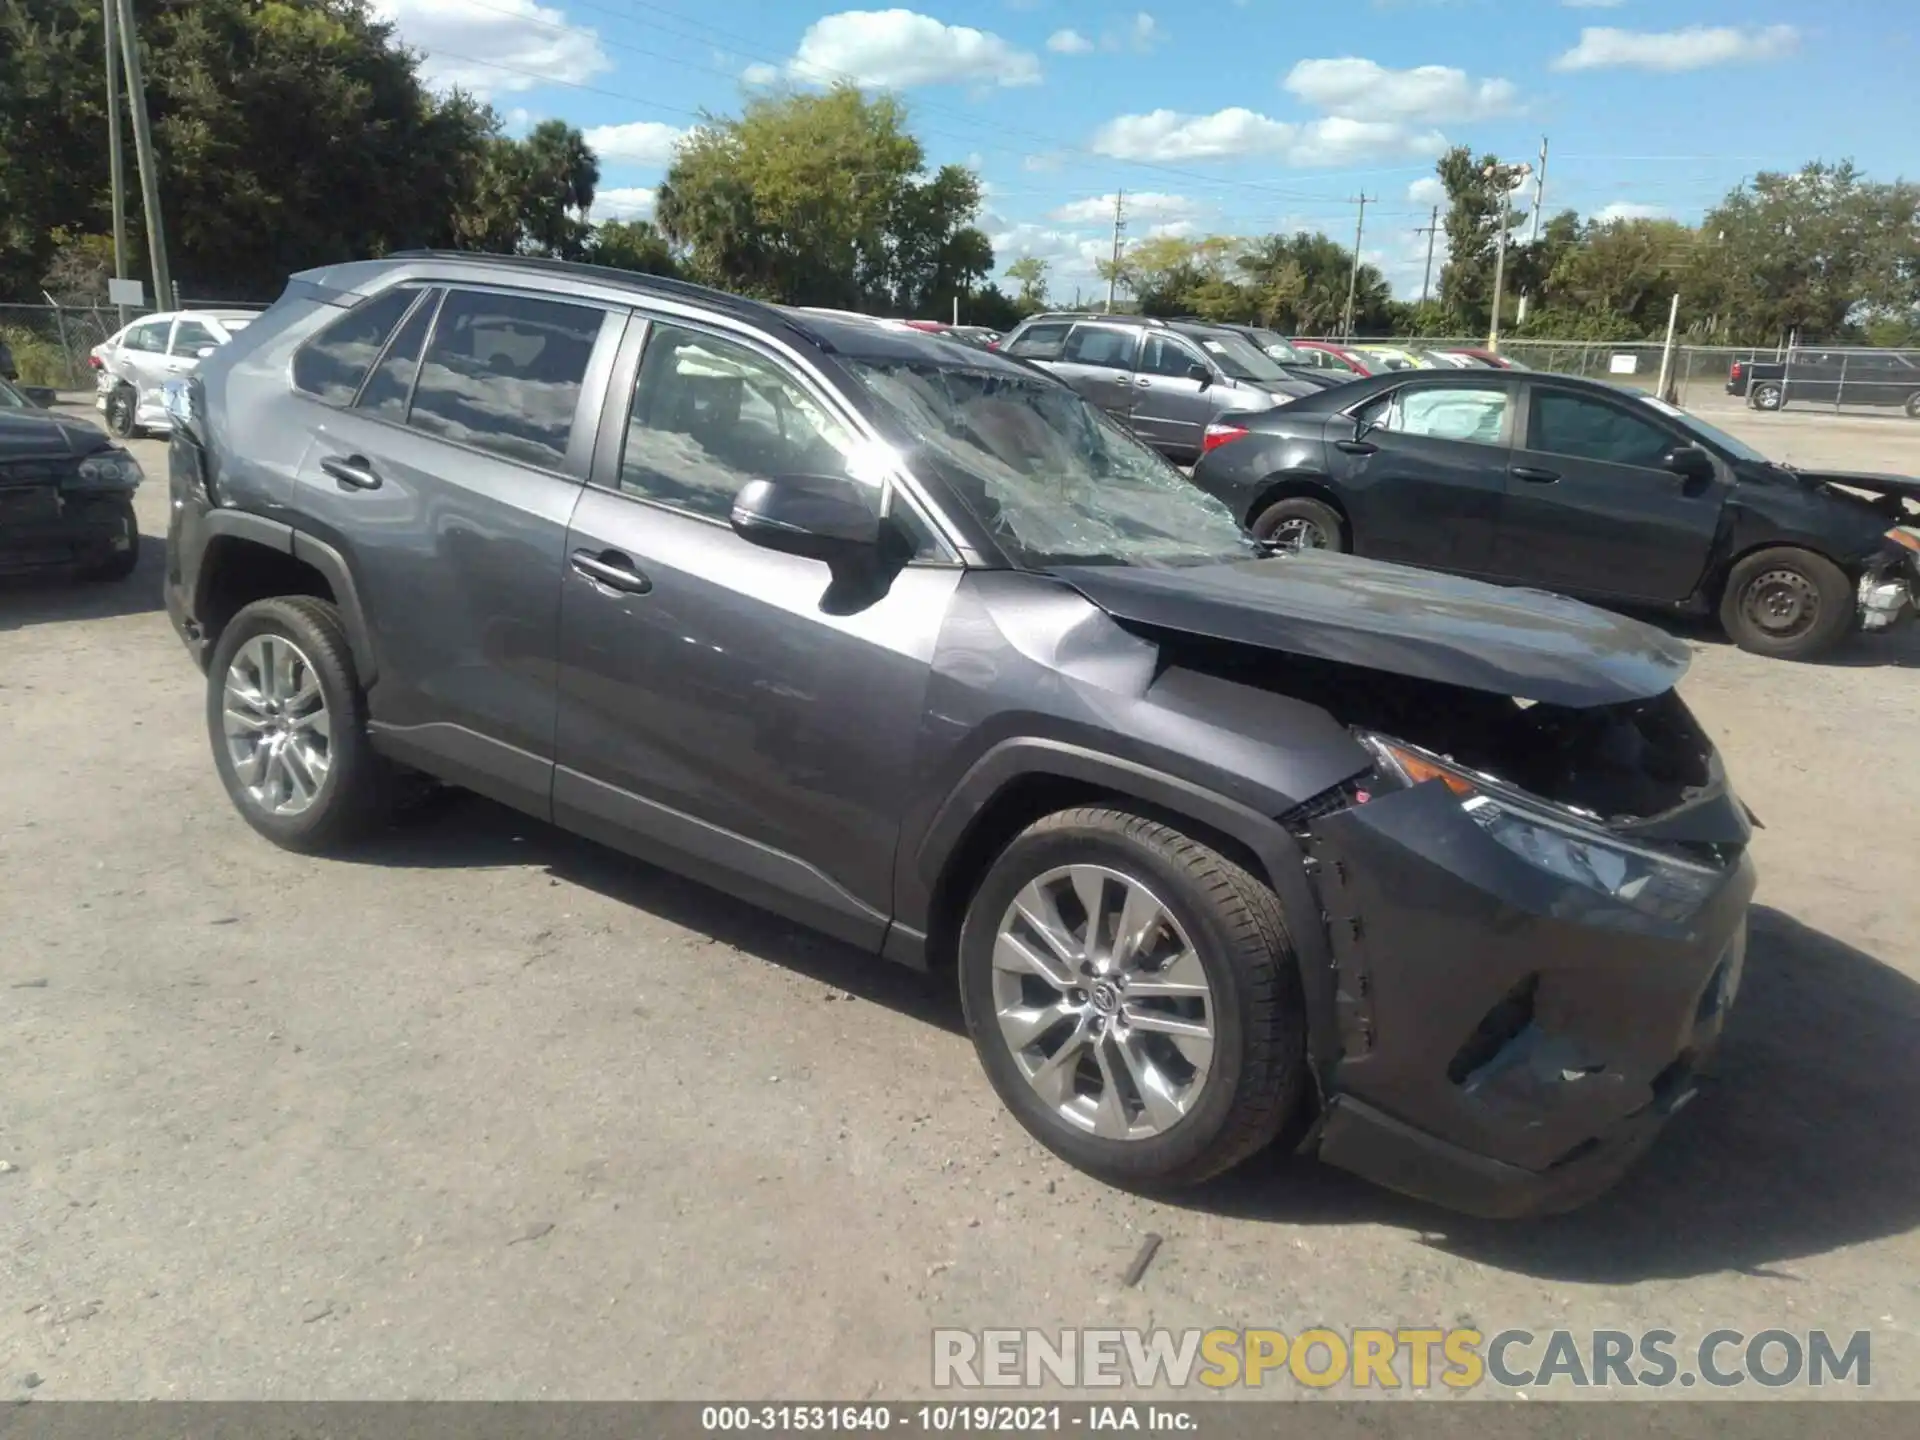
xmin=1252 ymin=496 xmax=1347 ymax=553
xmin=105 ymin=384 xmax=140 ymax=437
xmin=958 ymin=807 xmax=1307 ymax=1188
xmin=1905 ymin=391 xmax=1920 ymax=419
xmin=205 ymin=596 xmax=394 ymax=852
xmin=1719 ymin=547 xmax=1854 ymax=661
xmin=1749 ymin=381 xmax=1785 ymax=412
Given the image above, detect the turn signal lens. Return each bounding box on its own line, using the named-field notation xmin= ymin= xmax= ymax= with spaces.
xmin=1886 ymin=528 xmax=1920 ymax=553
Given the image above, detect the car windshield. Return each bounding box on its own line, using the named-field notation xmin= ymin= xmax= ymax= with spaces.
xmin=1189 ymin=333 xmax=1289 ymax=382
xmin=1245 ymin=329 xmax=1305 ymax=364
xmin=850 ymin=358 xmax=1258 ymax=568
xmin=0 ymin=376 xmax=29 ymax=408
xmin=1637 ymin=395 xmax=1771 ymax=464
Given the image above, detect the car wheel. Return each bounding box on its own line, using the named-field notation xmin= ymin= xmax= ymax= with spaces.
xmin=1719 ymin=547 xmax=1853 ymax=661
xmin=105 ymin=385 xmax=140 ymax=437
xmin=958 ymin=807 xmax=1307 ymax=1188
xmin=1749 ymin=382 xmax=1785 ymax=412
xmin=206 ymin=596 xmax=393 ymax=852
xmin=77 ymin=498 xmax=139 ymax=582
xmin=1905 ymin=391 xmax=1920 ymax=419
xmin=1252 ymin=496 xmax=1346 ymax=553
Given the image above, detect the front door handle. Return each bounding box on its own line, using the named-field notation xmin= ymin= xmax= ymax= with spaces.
xmin=1510 ymin=465 xmax=1560 ymax=484
xmin=320 ymin=455 xmax=381 ymax=491
xmin=1334 ymin=439 xmax=1378 ymax=456
xmin=570 ymin=548 xmax=652 ymax=595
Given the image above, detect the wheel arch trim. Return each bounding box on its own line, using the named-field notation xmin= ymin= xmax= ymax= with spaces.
xmin=195 ymin=511 xmax=379 ymax=686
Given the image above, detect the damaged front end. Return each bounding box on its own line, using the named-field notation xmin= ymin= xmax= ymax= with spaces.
xmin=1277 ymin=666 xmax=1756 ymax=1218
xmin=1858 ymin=533 xmax=1920 ymax=634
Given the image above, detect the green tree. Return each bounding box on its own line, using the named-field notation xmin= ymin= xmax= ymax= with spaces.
xmin=587 ymin=219 xmax=678 ymax=277
xmin=1239 ymin=231 xmax=1389 ymax=334
xmin=1434 ymin=146 xmax=1525 ymax=331
xmin=1542 ymin=217 xmax=1693 ymax=332
xmin=1004 ymin=255 xmax=1050 ymax=313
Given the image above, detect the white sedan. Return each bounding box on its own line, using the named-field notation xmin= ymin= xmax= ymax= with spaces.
xmin=92 ymin=309 xmax=259 ymax=436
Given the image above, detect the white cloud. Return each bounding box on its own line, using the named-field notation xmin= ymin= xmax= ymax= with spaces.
xmin=590 ymin=187 xmax=658 ymax=222
xmin=762 ymin=9 xmax=1041 ymax=89
xmin=373 ymin=0 xmax=610 ymax=96
xmin=1046 ymin=28 xmax=1094 ymax=54
xmin=1284 ymin=58 xmax=1518 ymax=123
xmin=1049 ymin=191 xmax=1196 ymax=224
xmin=582 ymin=120 xmax=688 ymax=166
xmin=1553 ymin=25 xmax=1799 ymax=72
xmin=741 ymin=61 xmax=779 ymax=85
xmin=1407 ymin=177 xmax=1446 ymax=207
xmin=1112 ymin=13 xmax=1163 ymax=53
xmin=1596 ymin=201 xmax=1669 ymax=222
xmin=1291 ymin=116 xmax=1447 ymax=167
xmin=1089 ymin=107 xmax=1442 ymax=165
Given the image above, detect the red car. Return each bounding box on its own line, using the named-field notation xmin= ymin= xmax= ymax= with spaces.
xmin=1443 ymin=346 xmax=1528 ymax=370
xmin=1291 ymin=340 xmax=1375 ymax=377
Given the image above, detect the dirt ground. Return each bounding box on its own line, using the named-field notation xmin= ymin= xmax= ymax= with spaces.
xmin=3 ymin=402 xmax=1918 ymax=1402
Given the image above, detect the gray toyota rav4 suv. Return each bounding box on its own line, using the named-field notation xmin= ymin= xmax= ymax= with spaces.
xmin=165 ymin=254 xmax=1756 ymax=1216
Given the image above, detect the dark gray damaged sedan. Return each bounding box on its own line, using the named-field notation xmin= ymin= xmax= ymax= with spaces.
xmin=163 ymin=255 xmax=1755 ymax=1216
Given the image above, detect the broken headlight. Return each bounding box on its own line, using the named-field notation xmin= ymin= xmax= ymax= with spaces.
xmin=1357 ymin=733 xmax=1723 ymax=923
xmin=74 ymin=449 xmax=144 ymax=486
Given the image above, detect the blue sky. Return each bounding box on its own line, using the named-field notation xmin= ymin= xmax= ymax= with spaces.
xmin=374 ymin=1 xmax=1912 ymax=299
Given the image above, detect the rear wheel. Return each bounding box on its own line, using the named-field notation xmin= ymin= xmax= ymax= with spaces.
xmin=1750 ymin=381 xmax=1785 ymax=412
xmin=105 ymin=384 xmax=139 ymax=437
xmin=958 ymin=807 xmax=1307 ymax=1188
xmin=1719 ymin=547 xmax=1853 ymax=661
xmin=1252 ymin=496 xmax=1347 ymax=553
xmin=1905 ymin=391 xmax=1920 ymax=419
xmin=206 ymin=596 xmax=394 ymax=852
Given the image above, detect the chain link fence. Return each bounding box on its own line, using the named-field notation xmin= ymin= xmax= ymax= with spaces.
xmin=2 ymin=299 xmax=267 ymax=392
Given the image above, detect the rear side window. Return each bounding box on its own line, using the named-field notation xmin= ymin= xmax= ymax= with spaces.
xmin=1005 ymin=322 xmax=1069 ymax=360
xmin=170 ymin=319 xmax=219 ymax=355
xmin=406 ymin=289 xmax=604 ymax=468
xmin=1363 ymin=385 xmax=1510 ymax=445
xmin=122 ymin=320 xmax=169 ymax=353
xmin=293 ymin=287 xmax=420 ymax=404
xmin=355 ymin=290 xmax=441 ymax=421
xmin=1061 ymin=325 xmax=1137 ymax=370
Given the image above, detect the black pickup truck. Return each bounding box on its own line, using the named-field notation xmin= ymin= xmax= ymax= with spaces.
xmin=1728 ymin=349 xmax=1920 ymax=416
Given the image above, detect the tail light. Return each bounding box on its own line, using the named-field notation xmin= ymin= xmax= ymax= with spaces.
xmin=87 ymin=354 xmax=103 ymax=369
xmin=1729 ymin=361 xmax=1744 ymax=381
xmin=1202 ymin=423 xmax=1250 ymax=455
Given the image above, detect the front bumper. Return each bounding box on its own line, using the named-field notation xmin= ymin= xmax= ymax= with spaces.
xmin=1858 ymin=547 xmax=1918 ymax=633
xmin=1301 ymin=777 xmax=1755 ymax=1218
xmin=0 ymin=490 xmax=137 ymax=575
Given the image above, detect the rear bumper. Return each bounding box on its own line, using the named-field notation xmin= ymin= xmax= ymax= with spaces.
xmin=0 ymin=493 xmax=136 ymax=575
xmin=1302 ymin=776 xmax=1755 ymax=1218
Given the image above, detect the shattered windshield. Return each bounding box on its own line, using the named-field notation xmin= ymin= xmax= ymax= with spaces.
xmin=850 ymin=359 xmax=1258 ymax=568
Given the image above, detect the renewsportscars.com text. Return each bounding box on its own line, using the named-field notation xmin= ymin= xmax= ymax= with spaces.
xmin=931 ymin=1327 xmax=1872 ymax=1391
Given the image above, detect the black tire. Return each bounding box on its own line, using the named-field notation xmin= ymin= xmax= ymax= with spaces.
xmin=205 ymin=596 xmax=393 ymax=852
xmin=77 ymin=497 xmax=140 ymax=582
xmin=1718 ymin=546 xmax=1854 ymax=661
xmin=958 ymin=807 xmax=1307 ymax=1189
xmin=1905 ymin=391 xmax=1920 ymax=420
xmin=1749 ymin=381 xmax=1785 ymax=412
xmin=1251 ymin=495 xmax=1347 ymax=553
xmin=105 ymin=384 xmax=139 ymax=438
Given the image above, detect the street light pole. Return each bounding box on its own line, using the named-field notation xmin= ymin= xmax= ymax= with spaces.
xmin=1483 ymin=158 xmax=1531 ymax=354
xmin=103 ymin=0 xmax=131 ymax=325
xmin=115 ymin=0 xmax=173 ymax=311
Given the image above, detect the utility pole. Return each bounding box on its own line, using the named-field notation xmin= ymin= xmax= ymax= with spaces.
xmin=1341 ymin=193 xmax=1373 ymax=338
xmin=1516 ymin=135 xmax=1549 ymax=325
xmin=103 ymin=0 xmax=131 ymax=325
xmin=115 ymin=0 xmax=172 ymax=311
xmin=1105 ymin=189 xmax=1127 ymax=313
xmin=1483 ymin=158 xmax=1532 ymax=353
xmin=1415 ymin=206 xmax=1441 ymax=309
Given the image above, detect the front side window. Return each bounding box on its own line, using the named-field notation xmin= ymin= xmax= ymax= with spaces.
xmin=621 ymin=322 xmax=875 ymax=527
xmin=1139 ymin=334 xmax=1205 ymax=379
xmin=1005 ymin=322 xmax=1069 ymax=360
xmin=1363 ymin=385 xmax=1511 ymax=445
xmin=170 ymin=320 xmax=219 ymax=356
xmin=407 ymin=289 xmax=603 ymax=468
xmin=852 ymin=358 xmax=1255 ymax=569
xmin=292 ymin=286 xmax=421 ymax=404
xmin=1060 ymin=325 xmax=1137 ymax=371
xmin=1531 ymin=391 xmax=1672 ymax=468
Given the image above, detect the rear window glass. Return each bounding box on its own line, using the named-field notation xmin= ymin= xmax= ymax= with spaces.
xmin=292 ymin=287 xmax=421 ymax=405
xmin=1005 ymin=322 xmax=1069 ymax=360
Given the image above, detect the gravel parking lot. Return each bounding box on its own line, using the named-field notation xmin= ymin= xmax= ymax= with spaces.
xmin=4 ymin=403 xmax=1918 ymax=1401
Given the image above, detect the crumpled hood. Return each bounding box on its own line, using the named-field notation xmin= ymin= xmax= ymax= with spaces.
xmin=1054 ymin=551 xmax=1690 ymax=709
xmin=1786 ymin=467 xmax=1920 ymax=505
xmin=0 ymin=409 xmax=112 ymax=463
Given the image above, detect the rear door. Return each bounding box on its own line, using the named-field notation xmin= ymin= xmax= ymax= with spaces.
xmin=1492 ymin=383 xmax=1724 ymax=603
xmin=1783 ymin=350 xmax=1842 ymax=406
xmin=113 ymin=317 xmax=173 ymax=412
xmin=1329 ymin=378 xmax=1514 ymax=573
xmin=1129 ymin=332 xmax=1216 ymax=458
xmin=288 ymin=282 xmax=621 ymax=816
xmin=1050 ymin=323 xmax=1141 ymax=426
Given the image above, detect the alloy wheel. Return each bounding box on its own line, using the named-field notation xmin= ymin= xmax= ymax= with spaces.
xmin=1269 ymin=517 xmax=1329 ymax=552
xmin=1741 ymin=567 xmax=1820 ymax=640
xmin=221 ymin=633 xmax=333 ymax=817
xmin=990 ymin=864 xmax=1215 ymax=1140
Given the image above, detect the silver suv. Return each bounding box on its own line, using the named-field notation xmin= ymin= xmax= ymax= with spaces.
xmin=998 ymin=313 xmax=1315 ymax=463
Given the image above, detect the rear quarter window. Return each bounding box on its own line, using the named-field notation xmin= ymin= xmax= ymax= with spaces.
xmin=1006 ymin=322 xmax=1069 ymax=360
xmin=291 ymin=286 xmax=424 ymax=405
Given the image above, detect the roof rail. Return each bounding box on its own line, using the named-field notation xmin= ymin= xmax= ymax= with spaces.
xmin=1026 ymin=310 xmax=1167 ymax=327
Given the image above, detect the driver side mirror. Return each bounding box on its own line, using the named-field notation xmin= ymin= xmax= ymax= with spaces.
xmin=1661 ymin=445 xmax=1714 ymax=482
xmin=1186 ymin=363 xmax=1212 ymax=390
xmin=730 ymin=475 xmax=881 ymax=565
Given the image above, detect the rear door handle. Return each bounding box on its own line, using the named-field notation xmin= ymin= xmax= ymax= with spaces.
xmin=570 ymin=548 xmax=652 ymax=595
xmin=1334 ymin=439 xmax=1378 ymax=456
xmin=1510 ymin=465 xmax=1560 ymax=484
xmin=320 ymin=455 xmax=381 ymax=491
